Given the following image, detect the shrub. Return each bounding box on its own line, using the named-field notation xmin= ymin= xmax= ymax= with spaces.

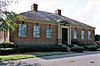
xmin=0 ymin=42 xmax=17 ymax=48
xmin=70 ymin=45 xmax=84 ymax=52
xmin=15 ymin=45 xmax=68 ymax=53
xmin=87 ymin=45 xmax=98 ymax=51
xmin=96 ymin=44 xmax=100 ymax=48
xmin=0 ymin=48 xmax=15 ymax=55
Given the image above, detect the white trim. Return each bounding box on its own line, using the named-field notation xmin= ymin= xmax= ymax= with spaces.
xmin=57 ymin=20 xmax=71 ymax=45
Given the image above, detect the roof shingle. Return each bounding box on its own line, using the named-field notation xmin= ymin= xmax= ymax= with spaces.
xmin=20 ymin=10 xmax=94 ymax=28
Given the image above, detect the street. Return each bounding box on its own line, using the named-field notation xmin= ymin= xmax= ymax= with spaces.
xmin=0 ymin=51 xmax=100 ymax=66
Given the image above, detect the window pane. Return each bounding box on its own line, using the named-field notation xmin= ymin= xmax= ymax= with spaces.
xmin=46 ymin=26 xmax=52 ymax=38
xmin=81 ymin=30 xmax=84 ymax=40
xmin=74 ymin=30 xmax=77 ymax=39
xmin=34 ymin=26 xmax=40 ymax=31
xmin=19 ymin=24 xmax=26 ymax=37
xmin=88 ymin=31 xmax=91 ymax=40
xmin=33 ymin=25 xmax=40 ymax=38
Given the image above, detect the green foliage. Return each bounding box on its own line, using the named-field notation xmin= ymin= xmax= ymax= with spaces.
xmin=0 ymin=42 xmax=16 ymax=48
xmin=0 ymin=52 xmax=75 ymax=61
xmin=0 ymin=54 xmax=33 ymax=61
xmin=83 ymin=44 xmax=98 ymax=51
xmin=95 ymin=44 xmax=100 ymax=48
xmin=15 ymin=45 xmax=68 ymax=52
xmin=1 ymin=11 xmax=26 ymax=32
xmin=3 ymin=41 xmax=14 ymax=44
xmin=70 ymin=45 xmax=84 ymax=52
xmin=95 ymin=34 xmax=100 ymax=41
xmin=87 ymin=45 xmax=97 ymax=51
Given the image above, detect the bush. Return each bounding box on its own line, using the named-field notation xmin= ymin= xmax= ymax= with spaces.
xmin=0 ymin=42 xmax=17 ymax=55
xmin=0 ymin=42 xmax=17 ymax=48
xmin=87 ymin=45 xmax=97 ymax=51
xmin=95 ymin=34 xmax=100 ymax=41
xmin=70 ymin=45 xmax=84 ymax=52
xmin=83 ymin=44 xmax=98 ymax=51
xmin=15 ymin=45 xmax=68 ymax=53
xmin=95 ymin=44 xmax=100 ymax=48
xmin=0 ymin=48 xmax=15 ymax=55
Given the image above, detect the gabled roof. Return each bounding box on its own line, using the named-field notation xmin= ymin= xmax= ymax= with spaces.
xmin=20 ymin=10 xmax=95 ymax=28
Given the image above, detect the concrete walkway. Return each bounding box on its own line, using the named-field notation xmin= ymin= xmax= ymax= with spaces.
xmin=0 ymin=51 xmax=100 ymax=66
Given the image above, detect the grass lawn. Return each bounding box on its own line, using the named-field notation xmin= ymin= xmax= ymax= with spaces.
xmin=33 ymin=52 xmax=75 ymax=57
xmin=0 ymin=52 xmax=74 ymax=61
xmin=0 ymin=54 xmax=34 ymax=61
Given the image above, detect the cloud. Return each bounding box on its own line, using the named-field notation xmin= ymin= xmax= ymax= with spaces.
xmin=73 ymin=1 xmax=100 ymax=34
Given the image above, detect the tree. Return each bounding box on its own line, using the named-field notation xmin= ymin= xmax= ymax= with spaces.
xmin=95 ymin=34 xmax=100 ymax=41
xmin=0 ymin=0 xmax=26 ymax=42
xmin=0 ymin=0 xmax=18 ymax=13
xmin=0 ymin=11 xmax=26 ymax=42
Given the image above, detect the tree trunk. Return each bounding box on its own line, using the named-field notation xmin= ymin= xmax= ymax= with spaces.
xmin=4 ymin=30 xmax=10 ymax=42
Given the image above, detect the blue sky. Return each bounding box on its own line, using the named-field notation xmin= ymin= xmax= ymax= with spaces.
xmin=8 ymin=0 xmax=100 ymax=34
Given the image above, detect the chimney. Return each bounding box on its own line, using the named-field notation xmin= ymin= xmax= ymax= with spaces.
xmin=31 ymin=3 xmax=38 ymax=12
xmin=55 ymin=9 xmax=61 ymax=15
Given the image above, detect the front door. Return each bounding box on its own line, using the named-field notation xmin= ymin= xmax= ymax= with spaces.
xmin=62 ymin=28 xmax=68 ymax=45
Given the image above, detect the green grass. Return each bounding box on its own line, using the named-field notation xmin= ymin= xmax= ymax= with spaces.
xmin=0 ymin=52 xmax=74 ymax=61
xmin=0 ymin=54 xmax=34 ymax=61
xmin=33 ymin=52 xmax=75 ymax=57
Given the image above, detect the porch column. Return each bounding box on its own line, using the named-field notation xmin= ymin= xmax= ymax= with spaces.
xmin=68 ymin=24 xmax=71 ymax=45
xmin=58 ymin=23 xmax=62 ymax=45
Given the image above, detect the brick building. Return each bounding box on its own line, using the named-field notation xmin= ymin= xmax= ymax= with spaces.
xmin=9 ymin=4 xmax=95 ymax=46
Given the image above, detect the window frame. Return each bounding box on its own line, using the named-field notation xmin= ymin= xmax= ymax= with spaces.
xmin=74 ymin=29 xmax=78 ymax=39
xmin=81 ymin=30 xmax=85 ymax=40
xmin=33 ymin=23 xmax=41 ymax=38
xmin=46 ymin=25 xmax=53 ymax=38
xmin=18 ymin=24 xmax=27 ymax=37
xmin=88 ymin=31 xmax=91 ymax=40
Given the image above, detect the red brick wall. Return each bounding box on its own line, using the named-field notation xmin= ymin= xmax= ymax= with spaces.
xmin=10 ymin=21 xmax=58 ymax=45
xmin=10 ymin=21 xmax=95 ymax=45
xmin=71 ymin=27 xmax=95 ymax=42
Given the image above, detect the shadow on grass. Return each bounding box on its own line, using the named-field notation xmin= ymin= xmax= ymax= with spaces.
xmin=0 ymin=61 xmax=44 ymax=66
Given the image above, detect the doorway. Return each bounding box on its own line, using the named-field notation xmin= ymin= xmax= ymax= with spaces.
xmin=62 ymin=28 xmax=68 ymax=45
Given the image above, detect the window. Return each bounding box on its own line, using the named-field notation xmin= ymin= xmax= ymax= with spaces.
xmin=81 ymin=30 xmax=85 ymax=40
xmin=46 ymin=25 xmax=52 ymax=38
xmin=33 ymin=23 xmax=40 ymax=38
xmin=74 ymin=29 xmax=78 ymax=39
xmin=88 ymin=31 xmax=91 ymax=40
xmin=19 ymin=24 xmax=27 ymax=37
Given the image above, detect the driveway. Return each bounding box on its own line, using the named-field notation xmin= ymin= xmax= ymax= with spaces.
xmin=1 ymin=51 xmax=100 ymax=66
